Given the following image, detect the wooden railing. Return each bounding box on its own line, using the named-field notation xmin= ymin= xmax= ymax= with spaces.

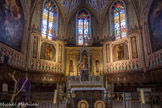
xmin=0 ymin=43 xmax=63 ymax=74
xmin=106 ymin=59 xmax=141 ymax=73
xmin=67 ymin=76 xmax=103 ymax=83
xmin=0 ymin=43 xmax=25 ymax=68
xmin=29 ymin=58 xmax=63 ymax=74
xmin=148 ymin=49 xmax=162 ymax=69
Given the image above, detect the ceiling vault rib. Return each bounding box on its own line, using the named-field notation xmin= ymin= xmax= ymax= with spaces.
xmin=29 ymin=0 xmax=40 ymax=30
xmin=67 ymin=0 xmax=73 ymax=14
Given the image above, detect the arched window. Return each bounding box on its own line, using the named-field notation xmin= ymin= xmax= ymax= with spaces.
xmin=41 ymin=0 xmax=58 ymax=40
xmin=76 ymin=9 xmax=91 ymax=46
xmin=110 ymin=1 xmax=127 ymax=39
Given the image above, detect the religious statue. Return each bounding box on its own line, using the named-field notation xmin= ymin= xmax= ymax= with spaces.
xmin=80 ymin=51 xmax=89 ymax=81
xmin=96 ymin=60 xmax=99 ymax=72
xmin=81 ymin=53 xmax=88 ymax=69
xmin=117 ymin=44 xmax=124 ymax=60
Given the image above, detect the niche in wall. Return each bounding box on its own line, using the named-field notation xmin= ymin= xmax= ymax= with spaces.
xmin=40 ymin=42 xmax=56 ymax=61
xmin=131 ymin=36 xmax=138 ymax=59
xmin=33 ymin=36 xmax=38 ymax=58
xmin=113 ymin=43 xmax=129 ymax=61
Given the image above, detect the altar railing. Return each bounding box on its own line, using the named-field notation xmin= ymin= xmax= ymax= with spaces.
xmin=148 ymin=49 xmax=162 ymax=69
xmin=67 ymin=76 xmax=103 ymax=83
xmin=29 ymin=58 xmax=63 ymax=74
xmin=0 ymin=43 xmax=25 ymax=68
xmin=66 ymin=76 xmax=104 ymax=88
xmin=106 ymin=59 xmax=141 ymax=73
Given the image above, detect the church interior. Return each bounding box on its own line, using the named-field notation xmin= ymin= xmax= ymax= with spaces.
xmin=0 ymin=0 xmax=162 ymax=107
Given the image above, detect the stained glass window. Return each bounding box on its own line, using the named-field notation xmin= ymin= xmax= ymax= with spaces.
xmin=77 ymin=9 xmax=90 ymax=46
xmin=112 ymin=1 xmax=127 ymax=39
xmin=41 ymin=0 xmax=58 ymax=40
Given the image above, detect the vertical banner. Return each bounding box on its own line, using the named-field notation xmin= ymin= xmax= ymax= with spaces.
xmin=18 ymin=79 xmax=31 ymax=92
xmin=18 ymin=79 xmax=31 ymax=102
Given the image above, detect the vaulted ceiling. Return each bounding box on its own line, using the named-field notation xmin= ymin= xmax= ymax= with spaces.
xmin=31 ymin=0 xmax=141 ymax=26
xmin=56 ymin=0 xmax=110 ymax=14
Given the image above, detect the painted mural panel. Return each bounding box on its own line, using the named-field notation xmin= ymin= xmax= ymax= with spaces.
xmin=0 ymin=0 xmax=24 ymax=51
xmin=40 ymin=42 xmax=56 ymax=61
xmin=148 ymin=0 xmax=162 ymax=52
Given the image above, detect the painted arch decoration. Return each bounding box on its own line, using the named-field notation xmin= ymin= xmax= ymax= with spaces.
xmin=41 ymin=0 xmax=58 ymax=40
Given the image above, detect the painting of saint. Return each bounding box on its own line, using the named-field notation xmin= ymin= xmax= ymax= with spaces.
xmin=0 ymin=0 xmax=24 ymax=51
xmin=45 ymin=44 xmax=53 ymax=60
xmin=40 ymin=42 xmax=56 ymax=61
xmin=148 ymin=0 xmax=162 ymax=52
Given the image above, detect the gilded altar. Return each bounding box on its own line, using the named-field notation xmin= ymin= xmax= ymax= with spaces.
xmin=65 ymin=47 xmax=103 ymax=76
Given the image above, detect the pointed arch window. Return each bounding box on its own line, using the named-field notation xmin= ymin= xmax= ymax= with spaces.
xmin=76 ymin=9 xmax=91 ymax=46
xmin=111 ymin=1 xmax=127 ymax=39
xmin=41 ymin=0 xmax=58 ymax=40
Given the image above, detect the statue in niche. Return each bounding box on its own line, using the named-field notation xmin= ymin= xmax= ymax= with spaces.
xmin=81 ymin=51 xmax=89 ymax=81
xmin=81 ymin=52 xmax=88 ymax=70
xmin=96 ymin=60 xmax=99 ymax=72
xmin=69 ymin=60 xmax=73 ymax=72
xmin=131 ymin=37 xmax=138 ymax=58
xmin=117 ymin=44 xmax=124 ymax=60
